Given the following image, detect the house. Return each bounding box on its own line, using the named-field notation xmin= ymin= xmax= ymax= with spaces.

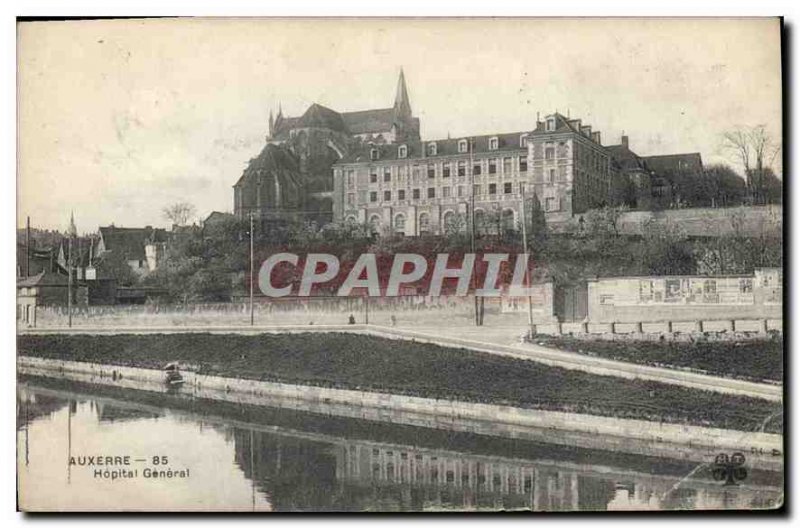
xmin=17 ymin=243 xmax=63 ymax=278
xmin=17 ymin=269 xmax=88 ymax=325
xmin=95 ymin=225 xmax=169 ymax=274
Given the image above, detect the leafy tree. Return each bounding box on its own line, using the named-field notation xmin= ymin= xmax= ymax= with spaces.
xmin=95 ymin=250 xmax=138 ymax=287
xmin=701 ymin=164 xmax=747 ymax=207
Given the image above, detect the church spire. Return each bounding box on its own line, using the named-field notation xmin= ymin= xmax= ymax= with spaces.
xmin=393 ymin=68 xmax=411 ymax=119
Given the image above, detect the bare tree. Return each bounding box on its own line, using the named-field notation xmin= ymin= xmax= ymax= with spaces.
xmin=163 ymin=202 xmax=197 ymax=226
xmin=722 ymin=125 xmax=781 ymax=205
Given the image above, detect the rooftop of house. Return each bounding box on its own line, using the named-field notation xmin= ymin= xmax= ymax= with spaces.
xmin=605 ymin=143 xmax=648 ymax=172
xmin=98 ymin=226 xmax=168 ymax=260
xmin=17 ymin=269 xmax=68 ymax=287
xmin=642 ymin=153 xmax=704 ymax=174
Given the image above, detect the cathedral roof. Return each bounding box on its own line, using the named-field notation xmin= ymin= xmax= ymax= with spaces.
xmin=269 ymin=71 xmax=415 ymax=139
xmin=235 ymin=143 xmax=302 ymax=189
xmin=341 ymin=108 xmax=397 ymax=135
xmin=297 ymin=103 xmax=347 ymax=132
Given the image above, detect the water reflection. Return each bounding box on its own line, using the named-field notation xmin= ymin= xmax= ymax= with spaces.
xmin=17 ymin=378 xmax=783 ymax=512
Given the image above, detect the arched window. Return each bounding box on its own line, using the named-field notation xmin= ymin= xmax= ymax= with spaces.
xmin=443 ymin=211 xmax=459 ymax=233
xmin=427 ymin=142 xmax=437 ymax=156
xmin=418 ymin=213 xmax=431 ymax=235
xmin=394 ymin=214 xmax=406 ymax=235
xmin=344 ymin=215 xmax=357 ymax=224
xmin=458 ymin=139 xmax=468 ymax=153
xmin=368 ymin=215 xmax=381 ymax=235
xmin=398 ymin=145 xmax=408 ymax=159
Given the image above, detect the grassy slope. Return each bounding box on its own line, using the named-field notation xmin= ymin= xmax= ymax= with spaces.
xmin=17 ymin=333 xmax=782 ymax=433
xmin=530 ymin=335 xmax=783 ymax=383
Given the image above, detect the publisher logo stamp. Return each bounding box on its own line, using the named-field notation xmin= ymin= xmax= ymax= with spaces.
xmin=712 ymin=453 xmax=747 ymax=486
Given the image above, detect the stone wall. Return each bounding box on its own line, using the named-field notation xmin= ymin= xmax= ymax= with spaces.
xmin=17 ymin=355 xmax=782 ymax=461
xmin=587 ymin=269 xmax=782 ymax=326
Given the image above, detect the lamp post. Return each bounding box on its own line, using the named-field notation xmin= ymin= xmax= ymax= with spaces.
xmin=67 ymin=212 xmax=76 ymax=328
xmin=519 ymin=183 xmax=535 ymax=336
xmin=468 ymin=137 xmax=481 ymax=326
xmin=249 ymin=212 xmax=255 ymax=326
xmin=67 ymin=235 xmax=72 ymax=328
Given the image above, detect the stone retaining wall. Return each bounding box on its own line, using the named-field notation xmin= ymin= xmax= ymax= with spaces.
xmin=17 ymin=355 xmax=782 ymax=462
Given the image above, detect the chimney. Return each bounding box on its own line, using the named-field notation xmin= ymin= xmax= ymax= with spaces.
xmin=592 ymin=131 xmax=601 ymax=144
xmin=621 ymin=135 xmax=629 ymax=148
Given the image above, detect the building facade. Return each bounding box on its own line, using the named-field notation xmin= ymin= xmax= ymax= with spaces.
xmin=332 ymin=113 xmax=613 ymax=235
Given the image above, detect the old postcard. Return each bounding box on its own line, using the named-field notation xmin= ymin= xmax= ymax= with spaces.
xmin=16 ymin=17 xmax=783 ymax=512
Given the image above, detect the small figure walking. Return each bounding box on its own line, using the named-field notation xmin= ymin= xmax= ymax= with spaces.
xmin=348 ymin=314 xmax=356 ymax=325
xmin=390 ymin=315 xmax=397 ymax=327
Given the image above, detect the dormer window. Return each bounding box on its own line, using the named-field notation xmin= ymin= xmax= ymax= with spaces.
xmin=458 ymin=139 xmax=468 ymax=153
xmin=489 ymin=137 xmax=499 ymax=151
xmin=546 ymin=118 xmax=556 ymax=132
xmin=370 ymin=148 xmax=379 ymax=161
xmin=427 ymin=142 xmax=437 ymax=156
xmin=520 ymin=134 xmax=529 ymax=148
xmin=398 ymin=145 xmax=408 ymax=159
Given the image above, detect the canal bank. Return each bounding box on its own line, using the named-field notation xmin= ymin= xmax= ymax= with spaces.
xmin=18 ymin=324 xmax=782 ymax=402
xmin=17 ymin=354 xmax=782 ymax=461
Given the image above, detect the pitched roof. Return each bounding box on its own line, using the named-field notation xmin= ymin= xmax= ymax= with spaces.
xmin=17 ymin=243 xmax=63 ymax=276
xmin=17 ymin=270 xmax=68 ymax=287
xmin=341 ymin=108 xmax=396 ymax=135
xmin=605 ymin=144 xmax=648 ymax=172
xmin=235 ymin=143 xmax=302 ymax=189
xmin=529 ymin=113 xmax=584 ymax=136
xmin=58 ymin=237 xmax=96 ymax=268
xmin=274 ymin=105 xmax=401 ymax=138
xmin=203 ymin=211 xmax=236 ymax=224
xmin=337 ymin=131 xmax=528 ymax=164
xmin=642 ymin=153 xmax=704 ymax=175
xmin=98 ymin=226 xmax=167 ymax=260
xmin=296 ymin=103 xmax=347 ymax=133
xmin=271 ymin=71 xmax=413 ymax=139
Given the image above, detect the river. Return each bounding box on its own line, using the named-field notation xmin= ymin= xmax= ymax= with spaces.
xmin=16 ymin=376 xmax=783 ymax=512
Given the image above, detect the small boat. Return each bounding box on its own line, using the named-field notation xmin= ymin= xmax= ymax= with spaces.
xmin=163 ymin=362 xmax=185 ymax=386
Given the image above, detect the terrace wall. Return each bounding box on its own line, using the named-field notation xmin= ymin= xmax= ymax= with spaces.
xmin=587 ymin=268 xmax=782 ymax=325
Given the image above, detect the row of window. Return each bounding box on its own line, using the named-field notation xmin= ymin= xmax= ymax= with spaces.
xmin=388 ymin=135 xmax=530 ymax=160
xmin=353 ymin=181 xmax=525 ymax=205
xmin=355 ymin=193 xmax=560 ymax=213
xmin=359 ymin=156 xmax=529 ymax=185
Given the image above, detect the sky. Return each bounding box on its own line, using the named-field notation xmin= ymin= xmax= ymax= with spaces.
xmin=17 ymin=17 xmax=782 ymax=233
